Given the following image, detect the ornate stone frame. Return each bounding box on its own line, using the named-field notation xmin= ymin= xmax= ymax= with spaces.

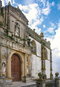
xmin=7 ymin=51 xmax=24 ymax=80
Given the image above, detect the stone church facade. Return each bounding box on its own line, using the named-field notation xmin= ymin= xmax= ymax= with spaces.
xmin=0 ymin=1 xmax=52 ymax=82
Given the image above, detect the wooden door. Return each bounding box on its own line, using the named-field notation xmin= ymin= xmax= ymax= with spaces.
xmin=11 ymin=54 xmax=21 ymax=81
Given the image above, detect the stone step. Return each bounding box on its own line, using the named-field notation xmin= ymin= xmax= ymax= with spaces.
xmin=6 ymin=81 xmax=36 ymax=87
xmin=26 ymin=77 xmax=33 ymax=82
xmin=0 ymin=78 xmax=36 ymax=87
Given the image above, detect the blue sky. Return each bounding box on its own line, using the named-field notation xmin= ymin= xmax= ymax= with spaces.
xmin=2 ymin=0 xmax=60 ymax=77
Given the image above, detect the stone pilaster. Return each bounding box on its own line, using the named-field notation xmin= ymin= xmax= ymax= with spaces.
xmin=22 ymin=53 xmax=26 ymax=82
xmin=24 ymin=54 xmax=27 ymax=76
xmin=50 ymin=49 xmax=53 ymax=79
xmin=6 ymin=47 xmax=8 ymax=77
xmin=41 ymin=44 xmax=46 ymax=74
xmin=0 ymin=45 xmax=1 ymax=76
xmin=24 ymin=54 xmax=31 ymax=77
xmin=7 ymin=4 xmax=10 ymax=30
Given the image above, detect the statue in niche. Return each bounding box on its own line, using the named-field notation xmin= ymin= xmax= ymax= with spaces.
xmin=2 ymin=62 xmax=6 ymax=75
xmin=15 ymin=22 xmax=20 ymax=36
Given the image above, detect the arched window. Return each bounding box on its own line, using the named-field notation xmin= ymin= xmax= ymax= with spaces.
xmin=31 ymin=40 xmax=36 ymax=54
xmin=43 ymin=47 xmax=47 ymax=59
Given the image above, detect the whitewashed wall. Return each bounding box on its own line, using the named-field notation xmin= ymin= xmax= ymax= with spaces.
xmin=45 ymin=47 xmax=50 ymax=78
xmin=29 ymin=37 xmax=41 ymax=78
xmin=46 ymin=48 xmax=50 ymax=60
xmin=31 ymin=54 xmax=41 ymax=78
xmin=45 ymin=60 xmax=50 ymax=78
xmin=29 ymin=37 xmax=41 ymax=57
xmin=35 ymin=41 xmax=41 ymax=57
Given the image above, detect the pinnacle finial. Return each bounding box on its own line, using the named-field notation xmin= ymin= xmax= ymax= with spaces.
xmin=40 ymin=32 xmax=44 ymax=39
xmin=33 ymin=29 xmax=35 ymax=32
xmin=17 ymin=6 xmax=19 ymax=9
xmin=8 ymin=1 xmax=11 ymax=5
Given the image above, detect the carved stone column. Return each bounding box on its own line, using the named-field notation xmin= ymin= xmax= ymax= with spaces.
xmin=22 ymin=53 xmax=26 ymax=82
xmin=50 ymin=49 xmax=53 ymax=79
xmin=0 ymin=45 xmax=1 ymax=76
xmin=24 ymin=54 xmax=27 ymax=76
xmin=41 ymin=44 xmax=46 ymax=74
xmin=25 ymin=54 xmax=31 ymax=77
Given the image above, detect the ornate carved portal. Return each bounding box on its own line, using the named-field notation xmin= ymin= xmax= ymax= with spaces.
xmin=11 ymin=54 xmax=21 ymax=81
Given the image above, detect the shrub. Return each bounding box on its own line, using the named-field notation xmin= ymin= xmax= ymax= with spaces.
xmin=55 ymin=72 xmax=59 ymax=77
xmin=38 ymin=72 xmax=42 ymax=79
xmin=38 ymin=72 xmax=46 ymax=81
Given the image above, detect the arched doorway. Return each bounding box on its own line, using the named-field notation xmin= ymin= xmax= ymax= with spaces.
xmin=11 ymin=54 xmax=21 ymax=81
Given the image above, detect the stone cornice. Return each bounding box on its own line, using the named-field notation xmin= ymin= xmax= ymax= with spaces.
xmin=0 ymin=28 xmax=31 ymax=54
xmin=28 ymin=27 xmax=51 ymax=49
xmin=0 ymin=43 xmax=31 ymax=55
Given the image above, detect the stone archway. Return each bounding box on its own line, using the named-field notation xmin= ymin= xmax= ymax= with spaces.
xmin=7 ymin=51 xmax=24 ymax=81
xmin=11 ymin=53 xmax=21 ymax=81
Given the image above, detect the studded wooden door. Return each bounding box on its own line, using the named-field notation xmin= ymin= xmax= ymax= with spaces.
xmin=11 ymin=54 xmax=21 ymax=81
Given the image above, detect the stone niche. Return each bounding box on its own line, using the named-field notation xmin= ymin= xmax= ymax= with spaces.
xmin=1 ymin=47 xmax=7 ymax=76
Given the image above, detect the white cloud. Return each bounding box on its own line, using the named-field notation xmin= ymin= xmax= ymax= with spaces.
xmin=47 ymin=22 xmax=56 ymax=33
xmin=18 ymin=3 xmax=41 ymax=22
xmin=22 ymin=0 xmax=34 ymax=5
xmin=18 ymin=3 xmax=43 ymax=35
xmin=43 ymin=25 xmax=46 ymax=28
xmin=48 ymin=27 xmax=55 ymax=33
xmin=5 ymin=0 xmax=11 ymax=4
xmin=57 ymin=3 xmax=60 ymax=10
xmin=35 ymin=28 xmax=41 ymax=35
xmin=47 ymin=20 xmax=60 ymax=75
xmin=18 ymin=1 xmax=53 ymax=34
xmin=13 ymin=0 xmax=15 ymax=4
xmin=31 ymin=17 xmax=43 ymax=29
xmin=2 ymin=0 xmax=15 ymax=6
xmin=40 ymin=0 xmax=46 ymax=7
xmin=42 ymin=1 xmax=50 ymax=15
xmin=51 ymin=2 xmax=55 ymax=6
xmin=18 ymin=4 xmax=29 ymax=11
xmin=51 ymin=21 xmax=60 ymax=55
